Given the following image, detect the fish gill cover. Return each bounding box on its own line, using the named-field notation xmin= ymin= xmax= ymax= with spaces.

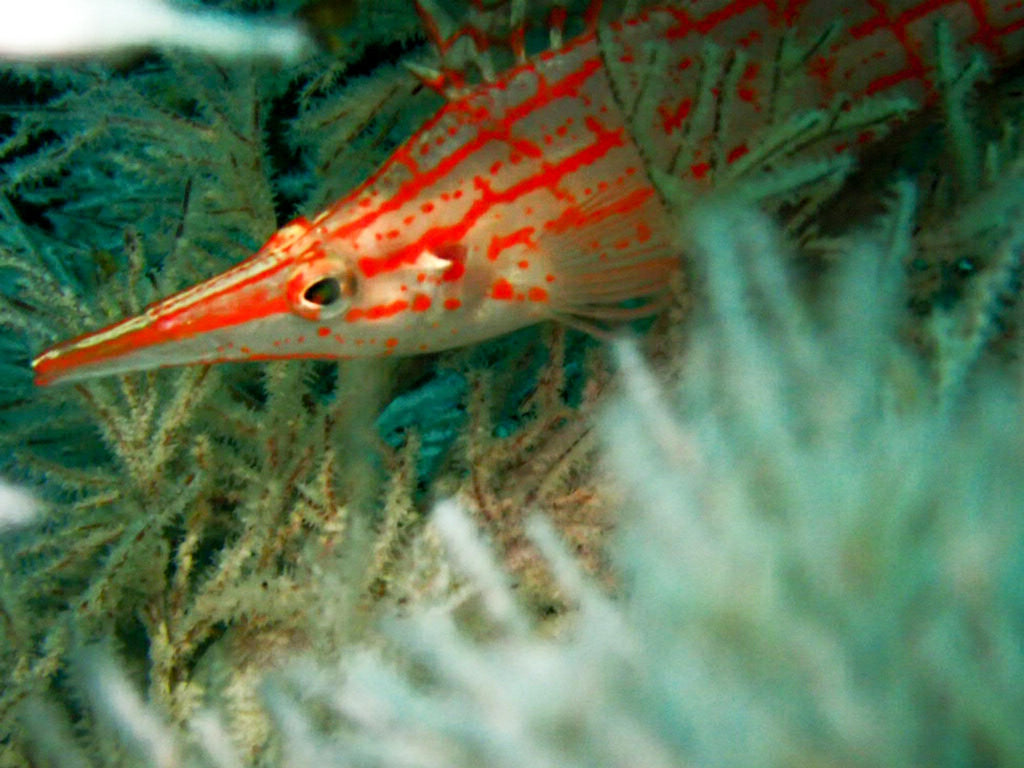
xmin=0 ymin=0 xmax=1022 ymax=765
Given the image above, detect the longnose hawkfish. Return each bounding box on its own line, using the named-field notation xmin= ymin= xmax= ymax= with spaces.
xmin=32 ymin=0 xmax=1024 ymax=385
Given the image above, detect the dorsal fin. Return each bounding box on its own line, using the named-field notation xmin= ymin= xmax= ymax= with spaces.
xmin=411 ymin=0 xmax=605 ymax=99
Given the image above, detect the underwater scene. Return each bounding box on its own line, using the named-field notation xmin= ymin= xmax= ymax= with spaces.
xmin=1 ymin=0 xmax=1023 ymax=764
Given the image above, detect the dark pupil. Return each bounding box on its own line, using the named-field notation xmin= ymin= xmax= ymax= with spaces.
xmin=304 ymin=277 xmax=342 ymax=306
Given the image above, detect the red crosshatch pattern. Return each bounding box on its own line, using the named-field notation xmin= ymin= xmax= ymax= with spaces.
xmin=848 ymin=0 xmax=1024 ymax=96
xmin=599 ymin=0 xmax=1024 ymax=179
xmin=30 ymin=0 xmax=1024 ymax=385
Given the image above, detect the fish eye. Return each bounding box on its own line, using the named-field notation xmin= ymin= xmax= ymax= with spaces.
xmin=288 ymin=263 xmax=356 ymax=320
xmin=303 ymin=276 xmax=343 ymax=306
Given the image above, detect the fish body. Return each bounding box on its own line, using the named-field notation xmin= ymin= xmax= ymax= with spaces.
xmin=32 ymin=1 xmax=1024 ymax=385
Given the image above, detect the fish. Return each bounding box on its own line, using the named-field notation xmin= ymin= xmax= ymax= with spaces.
xmin=32 ymin=0 xmax=1024 ymax=385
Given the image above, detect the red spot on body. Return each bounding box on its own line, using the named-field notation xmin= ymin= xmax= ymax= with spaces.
xmin=421 ymin=202 xmax=435 ymax=213
xmin=385 ymin=337 xmax=399 ymax=348
xmin=808 ymin=55 xmax=837 ymax=88
xmin=368 ymin=300 xmax=409 ymax=319
xmin=636 ymin=222 xmax=652 ymax=243
xmin=489 ymin=160 xmax=503 ymax=175
xmin=318 ymin=326 xmax=331 ymax=337
xmin=527 ymin=287 xmax=549 ymax=302
xmin=487 ymin=226 xmax=536 ymax=261
xmin=654 ymin=100 xmax=689 ymax=135
xmin=443 ymin=297 xmax=461 ymax=310
xmin=346 ymin=299 xmax=409 ymax=322
xmin=491 ymin=278 xmax=515 ymax=300
xmin=412 ymin=293 xmax=432 ymax=311
xmin=545 ymin=273 xmax=556 ymax=282
xmin=517 ymin=260 xmax=530 ymax=269
xmin=691 ymin=162 xmax=711 ymax=179
xmin=727 ymin=144 xmax=749 ymax=163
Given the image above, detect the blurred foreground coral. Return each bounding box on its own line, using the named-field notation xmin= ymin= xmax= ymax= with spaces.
xmin=12 ymin=195 xmax=1024 ymax=767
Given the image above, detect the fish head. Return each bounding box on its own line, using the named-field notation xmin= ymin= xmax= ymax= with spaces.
xmin=31 ymin=216 xmax=376 ymax=386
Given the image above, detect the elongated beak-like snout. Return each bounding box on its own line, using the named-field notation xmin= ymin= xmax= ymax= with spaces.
xmin=33 ymin=263 xmax=293 ymax=386
xmin=32 ymin=218 xmax=331 ymax=386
